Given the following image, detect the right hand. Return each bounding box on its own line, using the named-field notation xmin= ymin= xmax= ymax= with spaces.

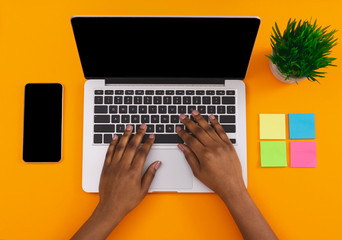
xmin=176 ymin=110 xmax=246 ymax=198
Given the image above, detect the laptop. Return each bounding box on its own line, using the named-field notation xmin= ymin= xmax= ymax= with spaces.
xmin=71 ymin=16 xmax=260 ymax=193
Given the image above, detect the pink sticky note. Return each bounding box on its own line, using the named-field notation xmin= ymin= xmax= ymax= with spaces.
xmin=290 ymin=141 xmax=317 ymax=167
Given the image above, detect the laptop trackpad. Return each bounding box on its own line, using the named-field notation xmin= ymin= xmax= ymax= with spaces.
xmin=142 ymin=149 xmax=193 ymax=190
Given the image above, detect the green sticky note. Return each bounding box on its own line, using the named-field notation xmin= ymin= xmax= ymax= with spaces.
xmin=260 ymin=141 xmax=287 ymax=167
xmin=259 ymin=114 xmax=286 ymax=139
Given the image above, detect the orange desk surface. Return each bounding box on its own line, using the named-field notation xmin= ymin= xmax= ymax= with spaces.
xmin=1 ymin=0 xmax=342 ymax=239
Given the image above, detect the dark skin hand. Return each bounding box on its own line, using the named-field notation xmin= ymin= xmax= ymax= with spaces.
xmin=72 ymin=110 xmax=277 ymax=240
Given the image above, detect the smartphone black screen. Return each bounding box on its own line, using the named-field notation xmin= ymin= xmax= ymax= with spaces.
xmin=23 ymin=83 xmax=63 ymax=162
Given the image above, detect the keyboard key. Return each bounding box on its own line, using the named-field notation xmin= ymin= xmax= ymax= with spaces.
xmin=145 ymin=90 xmax=154 ymax=95
xmin=226 ymin=90 xmax=235 ymax=95
xmin=141 ymin=115 xmax=150 ymax=123
xmin=112 ymin=115 xmax=120 ymax=123
xmin=135 ymin=90 xmax=144 ymax=95
xmin=206 ymin=90 xmax=215 ymax=95
xmin=116 ymin=124 xmax=125 ymax=132
xmin=216 ymin=90 xmax=225 ymax=95
xmin=188 ymin=106 xmax=197 ymax=114
xmin=202 ymin=115 xmax=209 ymax=122
xmin=227 ymin=106 xmax=235 ymax=114
xmin=171 ymin=115 xmax=179 ymax=123
xmin=104 ymin=134 xmax=112 ymax=143
xmin=166 ymin=125 xmax=174 ymax=132
xmin=156 ymin=90 xmax=164 ymax=95
xmin=153 ymin=96 xmax=162 ymax=104
xmin=158 ymin=106 xmax=167 ymax=114
xmin=168 ymin=106 xmax=177 ymax=114
xmin=149 ymin=106 xmax=157 ymax=113
xmin=221 ymin=125 xmax=236 ymax=133
xmin=94 ymin=134 xmax=102 ymax=143
xmin=124 ymin=96 xmax=132 ymax=104
xmin=186 ymin=90 xmax=195 ymax=95
xmin=222 ymin=97 xmax=235 ymax=104
xmin=95 ymin=90 xmax=103 ymax=95
xmin=208 ymin=106 xmax=216 ymax=114
xmin=153 ymin=134 xmax=183 ymax=143
xmin=161 ymin=115 xmax=169 ymax=123
xmin=119 ymin=106 xmax=127 ymax=113
xmin=105 ymin=90 xmax=113 ymax=95
xmin=115 ymin=90 xmax=124 ymax=95
xmin=94 ymin=96 xmax=103 ymax=104
xmin=94 ymin=115 xmax=110 ymax=123
xmin=121 ymin=115 xmax=130 ymax=123
xmin=104 ymin=96 xmax=113 ymax=104
xmin=94 ymin=105 xmax=107 ymax=113
xmin=156 ymin=125 xmax=164 ymax=132
xmin=151 ymin=115 xmax=159 ymax=123
xmin=178 ymin=106 xmax=186 ymax=113
xmin=220 ymin=115 xmax=236 ymax=123
xmin=125 ymin=90 xmax=134 ymax=95
xmin=129 ymin=106 xmax=137 ymax=113
xmin=176 ymin=124 xmax=184 ymax=130
xmin=202 ymin=96 xmax=210 ymax=104
xmin=94 ymin=125 xmax=114 ymax=132
xmin=198 ymin=106 xmax=206 ymax=114
xmin=144 ymin=96 xmax=152 ymax=104
xmin=114 ymin=96 xmax=122 ymax=104
xmin=109 ymin=106 xmax=117 ymax=113
xmin=183 ymin=96 xmax=191 ymax=104
xmin=214 ymin=115 xmax=219 ymax=120
xmin=173 ymin=96 xmax=181 ymax=104
xmin=166 ymin=90 xmax=174 ymax=95
xmin=230 ymin=138 xmax=236 ymax=144
xmin=176 ymin=90 xmax=184 ymax=95
xmin=131 ymin=115 xmax=140 ymax=123
xmin=193 ymin=96 xmax=201 ymax=104
xmin=212 ymin=96 xmax=221 ymax=104
xmin=139 ymin=105 xmax=147 ymax=113
xmin=134 ymin=96 xmax=142 ymax=104
xmin=217 ymin=106 xmax=225 ymax=114
xmin=163 ymin=96 xmax=172 ymax=104
xmin=196 ymin=90 xmax=205 ymax=95
xmin=146 ymin=125 xmax=154 ymax=132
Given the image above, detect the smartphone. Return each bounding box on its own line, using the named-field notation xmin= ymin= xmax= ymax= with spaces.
xmin=23 ymin=83 xmax=63 ymax=162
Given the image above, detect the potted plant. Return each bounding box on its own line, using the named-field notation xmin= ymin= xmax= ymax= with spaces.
xmin=266 ymin=19 xmax=337 ymax=84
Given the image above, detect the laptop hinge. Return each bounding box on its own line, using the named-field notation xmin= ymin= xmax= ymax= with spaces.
xmin=105 ymin=78 xmax=226 ymax=85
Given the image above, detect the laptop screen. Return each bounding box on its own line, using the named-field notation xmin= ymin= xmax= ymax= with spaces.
xmin=71 ymin=16 xmax=260 ymax=80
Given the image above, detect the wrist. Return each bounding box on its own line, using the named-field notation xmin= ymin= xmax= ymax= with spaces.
xmin=218 ymin=182 xmax=248 ymax=204
xmin=92 ymin=204 xmax=125 ymax=229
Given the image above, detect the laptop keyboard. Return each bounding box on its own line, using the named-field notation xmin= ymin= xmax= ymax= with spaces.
xmin=93 ymin=89 xmax=236 ymax=144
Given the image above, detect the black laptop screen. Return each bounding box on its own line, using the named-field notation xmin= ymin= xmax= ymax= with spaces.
xmin=71 ymin=17 xmax=260 ymax=80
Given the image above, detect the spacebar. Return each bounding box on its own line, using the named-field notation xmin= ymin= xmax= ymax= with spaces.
xmin=147 ymin=134 xmax=184 ymax=143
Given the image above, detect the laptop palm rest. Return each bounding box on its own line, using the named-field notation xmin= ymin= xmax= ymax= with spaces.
xmin=142 ymin=148 xmax=193 ymax=190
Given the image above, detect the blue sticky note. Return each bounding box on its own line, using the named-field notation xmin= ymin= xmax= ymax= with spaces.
xmin=289 ymin=113 xmax=315 ymax=139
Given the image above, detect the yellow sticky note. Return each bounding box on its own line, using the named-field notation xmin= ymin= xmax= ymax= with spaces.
xmin=259 ymin=114 xmax=286 ymax=139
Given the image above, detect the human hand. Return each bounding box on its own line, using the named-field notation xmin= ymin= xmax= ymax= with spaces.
xmin=97 ymin=124 xmax=161 ymax=221
xmin=176 ymin=110 xmax=245 ymax=198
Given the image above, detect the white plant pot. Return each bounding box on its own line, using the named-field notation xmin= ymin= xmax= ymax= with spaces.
xmin=269 ymin=59 xmax=306 ymax=84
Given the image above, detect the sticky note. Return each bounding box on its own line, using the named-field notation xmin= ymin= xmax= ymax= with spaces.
xmin=260 ymin=141 xmax=287 ymax=167
xmin=259 ymin=114 xmax=286 ymax=139
xmin=289 ymin=113 xmax=315 ymax=139
xmin=290 ymin=141 xmax=317 ymax=167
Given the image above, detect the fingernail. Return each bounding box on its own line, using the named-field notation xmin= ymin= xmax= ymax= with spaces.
xmin=176 ymin=126 xmax=182 ymax=132
xmin=209 ymin=115 xmax=215 ymax=119
xmin=126 ymin=125 xmax=132 ymax=130
xmin=155 ymin=161 xmax=161 ymax=170
xmin=192 ymin=110 xmax=199 ymax=116
xmin=177 ymin=144 xmax=184 ymax=152
xmin=180 ymin=114 xmax=186 ymax=120
xmin=112 ymin=134 xmax=117 ymax=140
xmin=140 ymin=123 xmax=146 ymax=129
xmin=149 ymin=134 xmax=155 ymax=139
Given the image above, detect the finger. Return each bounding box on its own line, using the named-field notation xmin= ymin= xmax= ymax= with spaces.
xmin=177 ymin=144 xmax=200 ymax=176
xmin=176 ymin=126 xmax=204 ymax=154
xmin=132 ymin=134 xmax=155 ymax=172
xmin=112 ymin=125 xmax=133 ymax=162
xmin=179 ymin=113 xmax=212 ymax=145
xmin=141 ymin=161 xmax=161 ymax=194
xmin=104 ymin=134 xmax=119 ymax=166
xmin=191 ymin=110 xmax=221 ymax=143
xmin=120 ymin=123 xmax=147 ymax=165
xmin=209 ymin=115 xmax=230 ymax=143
